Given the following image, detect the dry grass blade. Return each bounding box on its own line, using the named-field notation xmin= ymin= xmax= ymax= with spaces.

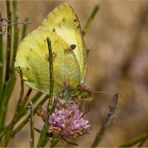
xmin=91 ymin=94 xmax=119 ymax=147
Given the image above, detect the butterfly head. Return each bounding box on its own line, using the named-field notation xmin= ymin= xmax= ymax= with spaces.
xmin=57 ymin=84 xmax=92 ymax=101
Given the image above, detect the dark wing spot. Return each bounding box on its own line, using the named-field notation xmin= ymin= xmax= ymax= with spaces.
xmin=62 ymin=18 xmax=65 ymax=22
xmin=52 ymin=28 xmax=56 ymax=32
xmin=74 ymin=19 xmax=77 ymax=22
xmin=77 ymin=24 xmax=80 ymax=28
xmin=70 ymin=44 xmax=76 ymax=50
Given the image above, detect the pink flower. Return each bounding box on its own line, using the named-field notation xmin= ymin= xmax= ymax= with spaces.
xmin=49 ymin=100 xmax=91 ymax=139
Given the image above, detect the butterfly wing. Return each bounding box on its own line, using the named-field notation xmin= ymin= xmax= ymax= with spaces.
xmin=15 ymin=28 xmax=81 ymax=95
xmin=39 ymin=3 xmax=87 ymax=83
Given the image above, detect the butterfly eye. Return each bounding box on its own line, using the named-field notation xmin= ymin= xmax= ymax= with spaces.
xmin=70 ymin=44 xmax=76 ymax=50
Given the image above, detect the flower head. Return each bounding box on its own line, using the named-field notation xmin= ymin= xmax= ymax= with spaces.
xmin=49 ymin=99 xmax=91 ymax=139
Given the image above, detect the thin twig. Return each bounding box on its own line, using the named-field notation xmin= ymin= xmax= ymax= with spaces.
xmin=0 ymin=88 xmax=32 ymax=140
xmin=0 ymin=89 xmax=42 ymax=145
xmin=34 ymin=127 xmax=41 ymax=134
xmin=0 ymin=0 xmax=15 ymax=131
xmin=91 ymin=94 xmax=118 ymax=147
xmin=12 ymin=1 xmax=19 ymax=68
xmin=20 ymin=90 xmax=42 ymax=111
xmin=37 ymin=37 xmax=54 ymax=147
xmin=119 ymin=132 xmax=148 ymax=147
xmin=0 ymin=73 xmax=16 ymax=131
xmin=21 ymin=18 xmax=29 ymax=39
xmin=0 ymin=12 xmax=4 ymax=105
xmin=11 ymin=95 xmax=49 ymax=137
xmin=25 ymin=88 xmax=32 ymax=98
xmin=0 ymin=68 xmax=24 ymax=146
xmin=29 ymin=101 xmax=34 ymax=148
xmin=0 ymin=17 xmax=31 ymax=25
xmin=47 ymin=37 xmax=54 ymax=114
xmin=0 ymin=18 xmax=30 ymax=35
xmin=5 ymin=0 xmax=12 ymax=81
xmin=31 ymin=91 xmax=43 ymax=104
xmin=18 ymin=67 xmax=24 ymax=104
xmin=82 ymin=5 xmax=99 ymax=36
xmin=63 ymin=139 xmax=78 ymax=146
xmin=138 ymin=138 xmax=147 ymax=147
xmin=20 ymin=88 xmax=32 ymax=109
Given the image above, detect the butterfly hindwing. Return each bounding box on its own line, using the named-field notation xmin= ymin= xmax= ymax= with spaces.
xmin=15 ymin=28 xmax=81 ymax=94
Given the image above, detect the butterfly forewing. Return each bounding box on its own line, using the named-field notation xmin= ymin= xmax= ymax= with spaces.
xmin=40 ymin=3 xmax=87 ymax=83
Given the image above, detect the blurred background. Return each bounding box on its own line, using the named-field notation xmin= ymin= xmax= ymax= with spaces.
xmin=1 ymin=0 xmax=148 ymax=147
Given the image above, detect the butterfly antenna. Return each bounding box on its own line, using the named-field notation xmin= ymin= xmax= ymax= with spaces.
xmin=93 ymin=90 xmax=116 ymax=96
xmin=93 ymin=91 xmax=125 ymax=100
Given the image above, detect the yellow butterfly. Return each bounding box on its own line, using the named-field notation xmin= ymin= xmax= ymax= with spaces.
xmin=15 ymin=3 xmax=91 ymax=99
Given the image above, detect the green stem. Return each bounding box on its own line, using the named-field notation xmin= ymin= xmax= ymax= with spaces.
xmin=11 ymin=95 xmax=49 ymax=137
xmin=0 ymin=73 xmax=16 ymax=131
xmin=31 ymin=91 xmax=43 ymax=104
xmin=0 ymin=0 xmax=15 ymax=131
xmin=47 ymin=37 xmax=54 ymax=113
xmin=23 ymin=91 xmax=43 ymax=113
xmin=119 ymin=132 xmax=148 ymax=147
xmin=37 ymin=38 xmax=54 ymax=147
xmin=5 ymin=0 xmax=12 ymax=81
xmin=0 ymin=69 xmax=24 ymax=146
xmin=50 ymin=138 xmax=59 ymax=148
xmin=82 ymin=5 xmax=99 ymax=36
xmin=0 ymin=12 xmax=4 ymax=106
xmin=20 ymin=88 xmax=32 ymax=108
xmin=0 ymin=91 xmax=44 ymax=142
xmin=21 ymin=18 xmax=28 ymax=39
xmin=12 ymin=0 xmax=19 ymax=68
xmin=0 ymin=89 xmax=32 ymax=140
xmin=29 ymin=101 xmax=34 ymax=148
